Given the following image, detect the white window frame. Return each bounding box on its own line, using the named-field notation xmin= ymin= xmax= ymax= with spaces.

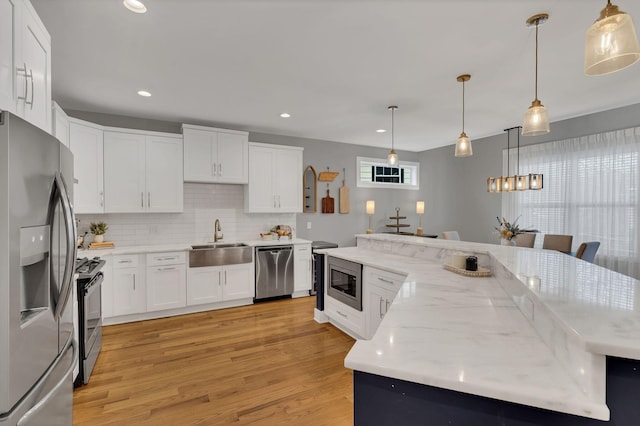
xmin=356 ymin=156 xmax=419 ymax=190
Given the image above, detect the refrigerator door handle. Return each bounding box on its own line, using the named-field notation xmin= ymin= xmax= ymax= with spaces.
xmin=18 ymin=339 xmax=77 ymax=425
xmin=52 ymin=172 xmax=77 ymax=320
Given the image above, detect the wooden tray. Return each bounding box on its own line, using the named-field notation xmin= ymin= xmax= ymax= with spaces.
xmin=443 ymin=263 xmax=492 ymax=277
xmin=89 ymin=241 xmax=115 ymax=249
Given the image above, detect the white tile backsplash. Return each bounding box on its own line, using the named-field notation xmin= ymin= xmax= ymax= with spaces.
xmin=77 ymin=183 xmax=296 ymax=246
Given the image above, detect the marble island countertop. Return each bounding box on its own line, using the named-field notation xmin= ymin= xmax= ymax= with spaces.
xmin=322 ymin=234 xmax=640 ymax=420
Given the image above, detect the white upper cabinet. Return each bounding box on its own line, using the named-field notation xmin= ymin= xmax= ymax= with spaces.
xmin=1 ymin=0 xmax=52 ymax=133
xmin=0 ymin=0 xmax=18 ymax=112
xmin=245 ymin=142 xmax=303 ymax=213
xmin=52 ymin=101 xmax=69 ymax=147
xmin=69 ymin=118 xmax=104 ymax=214
xmin=103 ymin=129 xmax=183 ymax=213
xmin=182 ymin=124 xmax=248 ymax=184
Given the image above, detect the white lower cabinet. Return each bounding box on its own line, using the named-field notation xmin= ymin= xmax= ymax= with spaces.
xmin=325 ymin=297 xmax=365 ymax=339
xmin=293 ymin=243 xmax=312 ymax=296
xmin=101 ymin=256 xmax=113 ymax=319
xmin=111 ymin=254 xmax=146 ymax=317
xmin=364 ymin=266 xmax=406 ymax=339
xmin=187 ymin=263 xmax=254 ymax=306
xmin=146 ymin=252 xmax=186 ymax=312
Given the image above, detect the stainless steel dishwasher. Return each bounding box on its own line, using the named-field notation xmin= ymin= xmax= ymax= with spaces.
xmin=255 ymin=245 xmax=294 ymax=300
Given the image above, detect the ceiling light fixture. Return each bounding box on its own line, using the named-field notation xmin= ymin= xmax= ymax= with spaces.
xmin=454 ymin=74 xmax=472 ymax=157
xmin=487 ymin=127 xmax=544 ymax=193
xmin=280 ymin=113 xmax=291 ymax=118
xmin=387 ymin=105 xmax=398 ymax=166
xmin=137 ymin=90 xmax=151 ymax=97
xmin=123 ymin=0 xmax=147 ymax=14
xmin=522 ymin=13 xmax=550 ymax=137
xmin=585 ymin=1 xmax=640 ymax=75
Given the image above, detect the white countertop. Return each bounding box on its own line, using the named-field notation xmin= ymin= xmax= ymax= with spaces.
xmin=325 ymin=234 xmax=640 ymax=420
xmin=77 ymin=238 xmax=312 ymax=257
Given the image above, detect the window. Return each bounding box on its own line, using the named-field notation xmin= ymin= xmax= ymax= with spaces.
xmin=503 ymin=126 xmax=640 ymax=280
xmin=356 ymin=157 xmax=419 ymax=190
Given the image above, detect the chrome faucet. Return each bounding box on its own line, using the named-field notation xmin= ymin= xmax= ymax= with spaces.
xmin=214 ymin=219 xmax=224 ymax=242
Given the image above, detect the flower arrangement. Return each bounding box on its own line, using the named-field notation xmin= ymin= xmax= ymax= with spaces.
xmin=495 ymin=216 xmax=523 ymax=241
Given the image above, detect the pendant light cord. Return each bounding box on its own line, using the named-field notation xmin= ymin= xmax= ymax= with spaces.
xmin=391 ymin=106 xmax=395 ymax=151
xmin=517 ymin=127 xmax=520 ymax=174
xmin=506 ymin=129 xmax=510 ymax=175
xmin=462 ymin=80 xmax=465 ymax=133
xmin=534 ymin=21 xmax=539 ymax=101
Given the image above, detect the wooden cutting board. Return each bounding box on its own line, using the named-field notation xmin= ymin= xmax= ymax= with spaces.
xmin=321 ymin=189 xmax=334 ymax=214
xmin=339 ymin=170 xmax=349 ymax=214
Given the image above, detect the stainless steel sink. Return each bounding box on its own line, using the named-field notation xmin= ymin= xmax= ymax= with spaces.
xmin=189 ymin=243 xmax=252 ymax=267
xmin=191 ymin=242 xmax=247 ymax=250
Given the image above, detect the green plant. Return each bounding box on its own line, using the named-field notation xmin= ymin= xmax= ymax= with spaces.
xmin=89 ymin=221 xmax=109 ymax=235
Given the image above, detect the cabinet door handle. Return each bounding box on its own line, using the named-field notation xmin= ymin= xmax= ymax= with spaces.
xmin=386 ymin=300 xmax=391 ymax=312
xmin=273 ymin=196 xmax=276 ymax=208
xmin=336 ymin=310 xmax=347 ymax=318
xmin=219 ymin=163 xmax=222 ymax=176
xmin=218 ymin=271 xmax=222 ymax=286
xmin=133 ymin=274 xmax=136 ymax=290
xmin=278 ymin=195 xmax=281 ymax=208
xmin=148 ymin=192 xmax=151 ymax=208
xmin=28 ymin=67 xmax=34 ymax=109
xmin=16 ymin=63 xmax=30 ymax=107
xmin=100 ymin=191 xmax=104 ymax=207
xmin=156 ymin=256 xmax=177 ymax=261
xmin=377 ymin=277 xmax=394 ymax=285
xmin=213 ymin=163 xmax=217 ymax=176
xmin=224 ymin=270 xmax=227 ymax=285
xmin=141 ymin=192 xmax=144 ymax=208
xmin=118 ymin=260 xmax=132 ymax=264
xmin=157 ymin=267 xmax=176 ymax=272
xmin=379 ymin=297 xmax=384 ymax=318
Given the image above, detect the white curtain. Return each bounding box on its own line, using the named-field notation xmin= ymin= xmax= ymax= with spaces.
xmin=502 ymin=126 xmax=640 ymax=280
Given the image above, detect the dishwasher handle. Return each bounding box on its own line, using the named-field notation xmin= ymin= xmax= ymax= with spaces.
xmin=257 ymin=245 xmax=293 ymax=254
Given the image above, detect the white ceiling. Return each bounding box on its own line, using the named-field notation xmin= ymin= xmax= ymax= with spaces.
xmin=32 ymin=0 xmax=640 ymax=152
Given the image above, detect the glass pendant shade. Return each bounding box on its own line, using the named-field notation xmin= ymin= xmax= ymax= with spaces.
xmin=387 ymin=150 xmax=398 ymax=166
xmin=502 ymin=176 xmax=515 ymax=192
xmin=455 ymin=132 xmax=472 ymax=157
xmin=516 ymin=175 xmax=529 ymax=191
xmin=529 ymin=174 xmax=544 ymax=190
xmin=487 ymin=177 xmax=503 ymax=193
xmin=522 ymin=99 xmax=550 ymax=136
xmin=585 ymin=2 xmax=640 ymax=76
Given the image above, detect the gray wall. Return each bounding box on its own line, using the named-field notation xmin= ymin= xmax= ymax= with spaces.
xmin=421 ymin=102 xmax=640 ymax=244
xmin=67 ymin=101 xmax=640 ymax=247
xmin=249 ymin=132 xmax=420 ymax=247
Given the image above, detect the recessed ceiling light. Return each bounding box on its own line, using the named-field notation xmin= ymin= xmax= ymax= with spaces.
xmin=376 ymin=129 xmax=386 ymax=133
xmin=123 ymin=0 xmax=147 ymax=14
xmin=280 ymin=113 xmax=291 ymax=118
xmin=137 ymin=90 xmax=152 ymax=97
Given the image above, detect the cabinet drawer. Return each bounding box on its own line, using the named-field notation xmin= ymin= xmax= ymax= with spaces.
xmin=294 ymin=244 xmax=311 ymax=258
xmin=365 ymin=267 xmax=406 ymax=292
xmin=113 ymin=254 xmax=139 ymax=268
xmin=326 ymin=297 xmax=365 ymax=337
xmin=147 ymin=251 xmax=186 ymax=266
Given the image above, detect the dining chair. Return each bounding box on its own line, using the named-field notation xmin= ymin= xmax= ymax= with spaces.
xmin=515 ymin=233 xmax=536 ymax=248
xmin=542 ymin=234 xmax=573 ymax=253
xmin=441 ymin=231 xmax=460 ymax=240
xmin=575 ymin=241 xmax=600 ymax=263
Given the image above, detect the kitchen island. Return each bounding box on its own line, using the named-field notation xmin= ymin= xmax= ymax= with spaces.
xmin=323 ymin=234 xmax=640 ymax=425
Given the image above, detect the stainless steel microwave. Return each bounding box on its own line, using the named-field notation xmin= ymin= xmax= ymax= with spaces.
xmin=327 ymin=256 xmax=362 ymax=311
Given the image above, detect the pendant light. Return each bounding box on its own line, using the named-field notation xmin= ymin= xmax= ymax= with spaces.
xmin=454 ymin=74 xmax=473 ymax=157
xmin=487 ymin=127 xmax=544 ymax=193
xmin=585 ymin=1 xmax=640 ymax=75
xmin=387 ymin=105 xmax=399 ymax=166
xmin=501 ymin=129 xmax=514 ymax=192
xmin=522 ymin=13 xmax=550 ymax=137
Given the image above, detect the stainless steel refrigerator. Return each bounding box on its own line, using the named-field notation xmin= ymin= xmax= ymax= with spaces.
xmin=0 ymin=112 xmax=77 ymax=425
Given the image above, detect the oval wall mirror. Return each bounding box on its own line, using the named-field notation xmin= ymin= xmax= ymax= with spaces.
xmin=303 ymin=165 xmax=317 ymax=213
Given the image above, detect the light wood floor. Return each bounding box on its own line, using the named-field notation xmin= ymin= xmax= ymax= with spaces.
xmin=73 ymin=297 xmax=355 ymax=425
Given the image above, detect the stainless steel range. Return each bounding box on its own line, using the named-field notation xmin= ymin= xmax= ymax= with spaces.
xmin=75 ymin=256 xmax=105 ymax=386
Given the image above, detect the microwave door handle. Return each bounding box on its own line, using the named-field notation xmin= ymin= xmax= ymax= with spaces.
xmin=52 ymin=172 xmax=77 ymax=319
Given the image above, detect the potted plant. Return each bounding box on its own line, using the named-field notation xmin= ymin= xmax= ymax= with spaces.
xmin=89 ymin=221 xmax=108 ymax=243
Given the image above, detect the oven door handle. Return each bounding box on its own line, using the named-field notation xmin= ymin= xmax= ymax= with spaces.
xmin=84 ymin=272 xmax=104 ymax=297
